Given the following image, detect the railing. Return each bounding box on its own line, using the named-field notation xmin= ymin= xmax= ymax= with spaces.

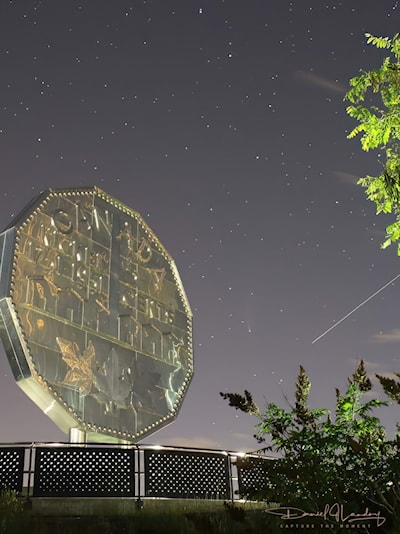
xmin=0 ymin=443 xmax=270 ymax=501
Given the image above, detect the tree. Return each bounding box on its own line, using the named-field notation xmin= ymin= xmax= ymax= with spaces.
xmin=377 ymin=371 xmax=400 ymax=404
xmin=345 ymin=33 xmax=400 ymax=253
xmin=221 ymin=362 xmax=400 ymax=532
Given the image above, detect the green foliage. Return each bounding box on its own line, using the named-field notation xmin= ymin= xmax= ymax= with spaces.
xmin=0 ymin=488 xmax=22 ymax=519
xmin=0 ymin=488 xmax=23 ymax=534
xmin=219 ymin=389 xmax=259 ymax=417
xmin=345 ymin=33 xmax=400 ymax=253
xmin=221 ymin=361 xmax=400 ymax=531
xmin=377 ymin=372 xmax=400 ymax=403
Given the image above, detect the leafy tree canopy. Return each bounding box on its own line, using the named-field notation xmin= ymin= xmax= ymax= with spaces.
xmin=221 ymin=362 xmax=400 ymax=531
xmin=345 ymin=33 xmax=400 ymax=253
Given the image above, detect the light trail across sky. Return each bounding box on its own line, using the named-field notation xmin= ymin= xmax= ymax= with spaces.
xmin=312 ymin=272 xmax=400 ymax=344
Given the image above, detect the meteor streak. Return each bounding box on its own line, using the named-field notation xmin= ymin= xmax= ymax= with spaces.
xmin=311 ymin=272 xmax=400 ymax=344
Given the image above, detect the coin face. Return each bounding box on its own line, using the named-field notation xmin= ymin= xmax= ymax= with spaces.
xmin=0 ymin=187 xmax=193 ymax=442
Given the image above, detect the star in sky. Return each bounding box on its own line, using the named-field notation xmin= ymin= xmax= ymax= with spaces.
xmin=1 ymin=0 xmax=400 ymax=450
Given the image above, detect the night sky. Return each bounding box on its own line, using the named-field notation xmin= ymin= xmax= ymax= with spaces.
xmin=1 ymin=0 xmax=400 ymax=451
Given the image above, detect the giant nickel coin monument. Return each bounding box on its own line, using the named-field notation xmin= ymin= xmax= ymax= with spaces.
xmin=0 ymin=187 xmax=193 ymax=442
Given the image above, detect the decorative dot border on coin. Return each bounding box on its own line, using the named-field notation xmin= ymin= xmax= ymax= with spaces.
xmin=0 ymin=187 xmax=193 ymax=442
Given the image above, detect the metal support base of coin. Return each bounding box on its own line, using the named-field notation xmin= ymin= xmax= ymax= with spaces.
xmin=0 ymin=187 xmax=193 ymax=443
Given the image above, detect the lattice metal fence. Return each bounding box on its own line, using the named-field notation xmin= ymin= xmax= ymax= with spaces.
xmin=33 ymin=447 xmax=135 ymax=497
xmin=0 ymin=447 xmax=24 ymax=492
xmin=0 ymin=443 xmax=271 ymax=500
xmin=236 ymin=455 xmax=270 ymax=498
xmin=144 ymin=449 xmax=230 ymax=499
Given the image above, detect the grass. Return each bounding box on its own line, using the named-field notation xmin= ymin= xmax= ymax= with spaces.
xmin=1 ymin=495 xmax=275 ymax=533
